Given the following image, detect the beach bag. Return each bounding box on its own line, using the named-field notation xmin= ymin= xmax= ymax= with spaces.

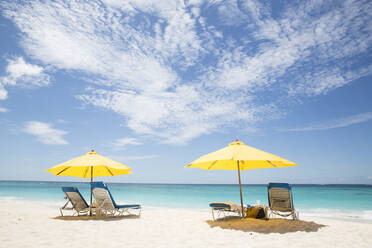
xmin=256 ymin=207 xmax=266 ymax=219
xmin=246 ymin=207 xmax=259 ymax=218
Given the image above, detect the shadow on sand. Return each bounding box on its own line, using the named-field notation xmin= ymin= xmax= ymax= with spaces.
xmin=53 ymin=214 xmax=140 ymax=221
xmin=206 ymin=216 xmax=325 ymax=234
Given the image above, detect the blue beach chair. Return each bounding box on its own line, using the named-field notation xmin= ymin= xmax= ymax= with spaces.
xmin=267 ymin=183 xmax=299 ymax=220
xmin=91 ymin=182 xmax=141 ymax=216
xmin=209 ymin=202 xmax=248 ymax=220
xmin=60 ymin=187 xmax=91 ymax=216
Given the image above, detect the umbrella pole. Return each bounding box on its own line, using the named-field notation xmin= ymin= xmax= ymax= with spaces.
xmin=90 ymin=166 xmax=93 ymax=216
xmin=237 ymin=160 xmax=244 ymax=218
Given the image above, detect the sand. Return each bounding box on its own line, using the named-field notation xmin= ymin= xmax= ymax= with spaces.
xmin=1 ymin=199 xmax=372 ymax=248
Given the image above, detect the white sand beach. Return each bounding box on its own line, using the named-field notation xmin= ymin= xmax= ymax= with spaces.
xmin=1 ymin=199 xmax=372 ymax=248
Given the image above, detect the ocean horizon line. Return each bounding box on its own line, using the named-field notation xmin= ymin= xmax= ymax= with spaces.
xmin=1 ymin=180 xmax=371 ymax=187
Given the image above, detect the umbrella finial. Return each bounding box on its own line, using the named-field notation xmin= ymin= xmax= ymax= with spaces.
xmin=229 ymin=139 xmax=244 ymax=146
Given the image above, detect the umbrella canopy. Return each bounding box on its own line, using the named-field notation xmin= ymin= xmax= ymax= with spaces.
xmin=185 ymin=140 xmax=297 ymax=217
xmin=185 ymin=140 xmax=297 ymax=170
xmin=46 ymin=150 xmax=132 ymax=177
xmin=46 ymin=150 xmax=132 ymax=215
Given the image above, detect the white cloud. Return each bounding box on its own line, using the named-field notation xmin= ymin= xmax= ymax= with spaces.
xmin=112 ymin=137 xmax=142 ymax=150
xmin=0 ymin=57 xmax=50 ymax=100
xmin=280 ymin=112 xmax=372 ymax=132
xmin=77 ymin=86 xmax=267 ymax=144
xmin=207 ymin=0 xmax=372 ymax=94
xmin=109 ymin=154 xmax=158 ymax=162
xmin=289 ymin=65 xmax=372 ymax=96
xmin=2 ymin=0 xmax=371 ymax=144
xmin=23 ymin=121 xmax=68 ymax=145
xmin=0 ymin=84 xmax=8 ymax=100
xmin=0 ymin=107 xmax=8 ymax=113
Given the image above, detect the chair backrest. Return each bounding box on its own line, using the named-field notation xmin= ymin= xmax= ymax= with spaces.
xmin=267 ymin=183 xmax=294 ymax=212
xmin=91 ymin=182 xmax=117 ymax=211
xmin=62 ymin=187 xmax=89 ymax=211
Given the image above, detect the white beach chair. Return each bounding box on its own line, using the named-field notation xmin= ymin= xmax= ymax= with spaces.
xmin=268 ymin=183 xmax=299 ymax=220
xmin=60 ymin=187 xmax=91 ymax=216
xmin=91 ymin=182 xmax=141 ymax=216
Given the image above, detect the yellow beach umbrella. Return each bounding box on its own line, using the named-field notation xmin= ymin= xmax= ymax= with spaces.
xmin=46 ymin=150 xmax=132 ymax=214
xmin=185 ymin=140 xmax=297 ymax=217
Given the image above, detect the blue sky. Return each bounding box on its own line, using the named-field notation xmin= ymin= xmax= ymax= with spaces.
xmin=0 ymin=0 xmax=371 ymax=184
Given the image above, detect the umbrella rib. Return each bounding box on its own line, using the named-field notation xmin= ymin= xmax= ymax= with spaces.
xmin=104 ymin=166 xmax=114 ymax=176
xmin=207 ymin=160 xmax=218 ymax=170
xmin=266 ymin=160 xmax=277 ymax=167
xmin=56 ymin=166 xmax=71 ymax=176
xmin=83 ymin=166 xmax=90 ymax=178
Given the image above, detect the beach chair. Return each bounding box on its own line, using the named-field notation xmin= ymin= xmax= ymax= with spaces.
xmin=267 ymin=183 xmax=299 ymax=220
xmin=91 ymin=182 xmax=141 ymax=216
xmin=209 ymin=202 xmax=247 ymax=220
xmin=60 ymin=187 xmax=91 ymax=216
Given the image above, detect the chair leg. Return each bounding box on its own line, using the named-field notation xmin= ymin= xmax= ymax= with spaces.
xmin=211 ymin=208 xmax=215 ymax=221
xmin=60 ymin=200 xmax=70 ymax=216
xmin=293 ymin=211 xmax=299 ymax=220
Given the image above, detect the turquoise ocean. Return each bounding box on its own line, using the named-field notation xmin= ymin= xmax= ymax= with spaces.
xmin=1 ymin=181 xmax=372 ymax=220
